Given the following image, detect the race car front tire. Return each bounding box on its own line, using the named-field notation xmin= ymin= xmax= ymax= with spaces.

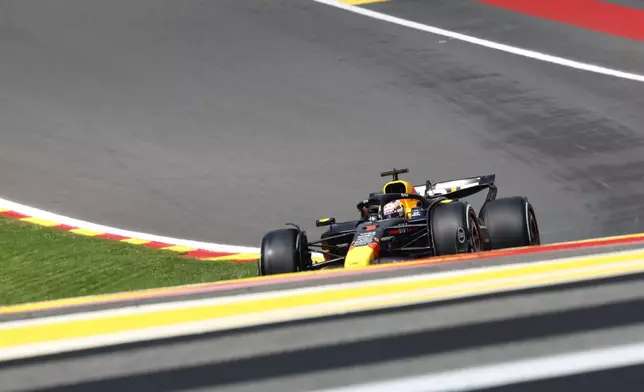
xmin=479 ymin=196 xmax=540 ymax=250
xmin=259 ymin=228 xmax=307 ymax=275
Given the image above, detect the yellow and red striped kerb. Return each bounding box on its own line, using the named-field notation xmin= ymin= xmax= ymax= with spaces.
xmin=0 ymin=209 xmax=259 ymax=263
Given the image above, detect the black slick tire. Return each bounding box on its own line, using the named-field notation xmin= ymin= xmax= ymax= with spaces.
xmin=430 ymin=201 xmax=483 ymax=256
xmin=479 ymin=196 xmax=540 ymax=250
xmin=259 ymin=228 xmax=303 ymax=275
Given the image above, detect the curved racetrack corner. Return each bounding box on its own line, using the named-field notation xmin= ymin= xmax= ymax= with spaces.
xmin=1 ymin=0 xmax=644 ymax=248
xmin=3 ymin=2 xmax=644 ymax=389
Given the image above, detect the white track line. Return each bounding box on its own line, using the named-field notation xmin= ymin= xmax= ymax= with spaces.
xmin=314 ymin=0 xmax=644 ymax=83
xmin=0 ymin=197 xmax=260 ymax=254
xmin=314 ymin=341 xmax=644 ymax=392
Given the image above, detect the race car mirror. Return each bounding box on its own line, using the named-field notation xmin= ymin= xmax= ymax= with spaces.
xmin=316 ymin=217 xmax=336 ymax=227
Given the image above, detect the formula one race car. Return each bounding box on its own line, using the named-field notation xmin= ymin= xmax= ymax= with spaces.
xmin=258 ymin=168 xmax=540 ymax=275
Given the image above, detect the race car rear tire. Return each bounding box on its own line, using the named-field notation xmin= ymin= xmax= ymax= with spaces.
xmin=430 ymin=201 xmax=483 ymax=256
xmin=479 ymin=196 xmax=540 ymax=250
xmin=259 ymin=228 xmax=307 ymax=275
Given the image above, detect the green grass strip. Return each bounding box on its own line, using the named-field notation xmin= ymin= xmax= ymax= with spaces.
xmin=0 ymin=216 xmax=257 ymax=306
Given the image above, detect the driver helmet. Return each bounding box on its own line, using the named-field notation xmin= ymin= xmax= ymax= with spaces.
xmin=383 ymin=199 xmax=405 ymax=219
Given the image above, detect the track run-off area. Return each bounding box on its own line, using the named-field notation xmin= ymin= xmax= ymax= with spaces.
xmin=3 ymin=0 xmax=644 ymax=390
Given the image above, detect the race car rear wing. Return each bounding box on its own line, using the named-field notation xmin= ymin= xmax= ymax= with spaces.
xmin=414 ymin=174 xmax=497 ymax=201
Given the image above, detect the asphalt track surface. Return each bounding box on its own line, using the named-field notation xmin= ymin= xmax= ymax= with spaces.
xmin=2 ymin=0 xmax=644 ymax=247
xmin=3 ymin=0 xmax=644 ymax=390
